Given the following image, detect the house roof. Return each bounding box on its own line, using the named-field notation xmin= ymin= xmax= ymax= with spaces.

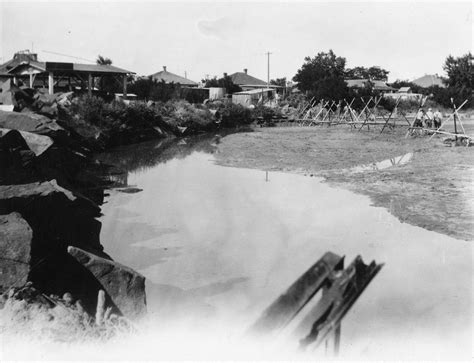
xmin=5 ymin=60 xmax=133 ymax=76
xmin=346 ymin=79 xmax=367 ymax=88
xmin=150 ymin=67 xmax=197 ymax=86
xmin=345 ymin=78 xmax=395 ymax=91
xmin=233 ymin=88 xmax=274 ymax=95
xmin=398 ymin=86 xmax=411 ymax=93
xmin=372 ymin=80 xmax=396 ymax=91
xmin=229 ymin=71 xmax=267 ymax=87
xmin=1 ymin=50 xmax=133 ymax=76
xmin=6 ymin=61 xmax=47 ymax=75
xmin=72 ymin=63 xmax=132 ymax=74
xmin=412 ymin=74 xmax=445 ymax=88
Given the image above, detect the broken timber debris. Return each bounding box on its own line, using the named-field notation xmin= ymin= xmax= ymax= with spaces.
xmin=248 ymin=251 xmax=383 ymax=354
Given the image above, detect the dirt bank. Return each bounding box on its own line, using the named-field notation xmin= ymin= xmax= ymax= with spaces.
xmin=215 ymin=125 xmax=474 ymax=241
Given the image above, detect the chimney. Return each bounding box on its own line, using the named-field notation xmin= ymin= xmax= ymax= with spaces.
xmin=244 ymin=68 xmax=248 ymax=74
xmin=223 ymin=72 xmax=227 ymax=77
xmin=163 ymin=66 xmax=167 ymax=72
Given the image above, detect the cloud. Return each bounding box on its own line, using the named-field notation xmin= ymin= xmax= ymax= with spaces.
xmin=197 ymin=17 xmax=239 ymax=40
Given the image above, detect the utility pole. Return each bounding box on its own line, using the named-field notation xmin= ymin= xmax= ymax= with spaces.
xmin=266 ymin=51 xmax=272 ymax=87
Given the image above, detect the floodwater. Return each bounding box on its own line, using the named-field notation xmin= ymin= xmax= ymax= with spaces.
xmin=96 ymin=136 xmax=472 ymax=360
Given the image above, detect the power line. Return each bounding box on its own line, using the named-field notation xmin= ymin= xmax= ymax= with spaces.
xmin=41 ymin=50 xmax=96 ymax=63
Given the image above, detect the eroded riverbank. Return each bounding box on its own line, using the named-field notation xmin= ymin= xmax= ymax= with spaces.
xmin=215 ymin=126 xmax=474 ymax=241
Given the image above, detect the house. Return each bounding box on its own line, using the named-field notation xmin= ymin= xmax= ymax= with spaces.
xmin=232 ymin=88 xmax=276 ymax=107
xmin=150 ymin=66 xmax=198 ymax=87
xmin=384 ymin=85 xmax=422 ymax=101
xmin=398 ymin=86 xmax=411 ymax=93
xmin=0 ymin=50 xmax=134 ymax=95
xmin=345 ymin=79 xmax=396 ymax=92
xmin=412 ymin=74 xmax=445 ymax=88
xmin=229 ymin=69 xmax=268 ymax=91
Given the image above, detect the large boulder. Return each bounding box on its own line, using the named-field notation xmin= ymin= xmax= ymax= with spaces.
xmin=0 ymin=180 xmax=103 ymax=253
xmin=0 ymin=181 xmax=111 ymax=314
xmin=0 ymin=110 xmax=66 ymax=140
xmin=68 ymin=246 xmax=146 ymax=319
xmin=0 ymin=212 xmax=33 ymax=291
xmin=0 ymin=129 xmax=37 ymax=184
xmin=0 ymin=129 xmax=94 ymax=195
xmin=31 ymin=91 xmax=61 ymax=118
xmin=0 ymin=128 xmax=53 ymax=156
xmin=0 ymin=79 xmax=33 ymax=109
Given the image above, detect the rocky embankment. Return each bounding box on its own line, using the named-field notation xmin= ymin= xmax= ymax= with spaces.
xmin=0 ymin=108 xmax=147 ymax=339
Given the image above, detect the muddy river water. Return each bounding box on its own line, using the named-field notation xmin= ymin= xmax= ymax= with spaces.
xmin=97 ymin=136 xmax=472 ymax=360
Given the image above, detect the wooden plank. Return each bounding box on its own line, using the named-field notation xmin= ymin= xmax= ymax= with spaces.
xmin=249 ymin=252 xmax=344 ymax=335
xmin=428 ymin=99 xmax=468 ymax=140
xmin=408 ymin=127 xmax=473 ymax=139
xmin=295 ymin=256 xmax=383 ymax=350
xmin=380 ymin=96 xmax=402 ymax=133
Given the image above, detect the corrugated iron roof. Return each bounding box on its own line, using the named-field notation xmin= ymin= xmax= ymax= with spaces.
xmin=7 ymin=61 xmax=47 ymax=74
xmin=229 ymin=72 xmax=267 ymax=86
xmin=150 ymin=69 xmax=197 ymax=86
xmin=233 ymin=88 xmax=274 ymax=95
xmin=398 ymin=86 xmax=411 ymax=93
xmin=345 ymin=79 xmax=395 ymax=91
xmin=2 ymin=56 xmax=133 ymax=75
xmin=72 ymin=63 xmax=132 ymax=74
xmin=346 ymin=79 xmax=367 ymax=88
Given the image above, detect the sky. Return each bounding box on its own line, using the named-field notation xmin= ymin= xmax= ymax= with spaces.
xmin=0 ymin=1 xmax=472 ymax=83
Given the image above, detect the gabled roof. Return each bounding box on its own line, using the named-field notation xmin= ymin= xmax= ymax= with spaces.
xmin=0 ymin=58 xmax=19 ymax=73
xmin=233 ymin=88 xmax=274 ymax=95
xmin=229 ymin=71 xmax=267 ymax=87
xmin=346 ymin=79 xmax=368 ymax=88
xmin=372 ymin=80 xmax=396 ymax=91
xmin=7 ymin=61 xmax=47 ymax=74
xmin=5 ymin=60 xmax=132 ymax=75
xmin=412 ymin=74 xmax=445 ymax=88
xmin=345 ymin=79 xmax=395 ymax=91
xmin=398 ymin=86 xmax=411 ymax=93
xmin=150 ymin=67 xmax=197 ymax=86
xmin=72 ymin=63 xmax=132 ymax=74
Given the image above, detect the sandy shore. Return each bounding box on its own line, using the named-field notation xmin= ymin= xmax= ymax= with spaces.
xmin=215 ymin=125 xmax=474 ymax=241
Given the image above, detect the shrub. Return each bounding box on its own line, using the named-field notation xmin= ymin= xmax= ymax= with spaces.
xmin=252 ymin=105 xmax=281 ymax=120
xmin=152 ymin=100 xmax=214 ymax=130
xmin=67 ymin=95 xmax=164 ymax=130
xmin=279 ymin=93 xmax=307 ymax=108
xmin=120 ymin=102 xmax=163 ymax=128
xmin=171 ymin=101 xmax=214 ymax=127
xmin=214 ymin=102 xmax=253 ymax=127
xmin=69 ymin=95 xmax=106 ymax=126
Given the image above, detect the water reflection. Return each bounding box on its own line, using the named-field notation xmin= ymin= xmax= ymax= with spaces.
xmin=99 ymin=142 xmax=472 ymax=360
xmin=97 ymin=133 xmax=224 ymax=181
xmin=346 ymin=152 xmax=413 ymax=174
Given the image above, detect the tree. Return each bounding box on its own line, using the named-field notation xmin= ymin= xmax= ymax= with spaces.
xmin=443 ymin=53 xmax=473 ymax=88
xmin=96 ymin=55 xmax=113 ymax=65
xmin=270 ymin=77 xmax=287 ymax=87
xmin=202 ymin=75 xmax=242 ymax=94
xmin=443 ymin=52 xmax=473 ymax=94
xmin=293 ymin=50 xmax=348 ymax=100
xmin=129 ymin=76 xmax=154 ymax=100
xmin=345 ymin=66 xmax=389 ymax=81
xmin=96 ymin=55 xmax=117 ymax=93
xmin=438 ymin=53 xmax=473 ymax=107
